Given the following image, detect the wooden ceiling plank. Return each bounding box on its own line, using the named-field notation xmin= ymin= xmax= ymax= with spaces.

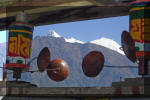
xmin=0 ymin=1 xmax=94 ymax=19
xmin=0 ymin=0 xmax=89 ymax=14
xmin=86 ymin=0 xmax=131 ymax=6
xmin=86 ymin=0 xmax=105 ymax=6
xmin=0 ymin=0 xmax=90 ymax=7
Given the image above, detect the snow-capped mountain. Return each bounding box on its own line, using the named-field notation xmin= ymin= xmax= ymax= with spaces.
xmin=47 ymin=30 xmax=85 ymax=44
xmin=47 ymin=30 xmax=124 ymax=55
xmin=90 ymin=37 xmax=124 ymax=55
xmin=20 ymin=35 xmax=137 ymax=87
xmin=47 ymin=30 xmax=61 ymax=38
xmin=5 ymin=31 xmax=137 ymax=87
xmin=65 ymin=37 xmax=85 ymax=44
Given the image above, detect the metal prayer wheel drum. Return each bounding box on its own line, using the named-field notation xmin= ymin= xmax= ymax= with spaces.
xmin=37 ymin=47 xmax=51 ymax=72
xmin=82 ymin=51 xmax=104 ymax=77
xmin=5 ymin=22 xmax=34 ymax=73
xmin=130 ymin=0 xmax=150 ymax=75
xmin=47 ymin=59 xmax=69 ymax=82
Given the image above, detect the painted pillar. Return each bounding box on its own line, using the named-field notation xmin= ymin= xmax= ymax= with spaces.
xmin=5 ymin=12 xmax=34 ymax=79
xmin=130 ymin=0 xmax=150 ymax=75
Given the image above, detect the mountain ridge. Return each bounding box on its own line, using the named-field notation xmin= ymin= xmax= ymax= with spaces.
xmin=0 ymin=31 xmax=138 ymax=87
xmin=18 ymin=35 xmax=138 ymax=87
xmin=46 ymin=30 xmax=124 ymax=55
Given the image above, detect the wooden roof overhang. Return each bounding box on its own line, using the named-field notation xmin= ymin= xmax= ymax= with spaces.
xmin=0 ymin=0 xmax=134 ymax=31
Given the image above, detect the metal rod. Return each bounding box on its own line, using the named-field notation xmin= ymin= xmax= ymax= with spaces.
xmin=0 ymin=67 xmax=60 ymax=74
xmin=104 ymin=65 xmax=137 ymax=68
xmin=47 ymin=68 xmax=60 ymax=71
xmin=27 ymin=57 xmax=38 ymax=66
xmin=23 ymin=68 xmax=60 ymax=73
xmin=1 ymin=65 xmax=138 ymax=70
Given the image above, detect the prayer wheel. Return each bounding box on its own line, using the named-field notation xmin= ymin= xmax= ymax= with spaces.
xmin=5 ymin=12 xmax=34 ymax=79
xmin=130 ymin=0 xmax=150 ymax=75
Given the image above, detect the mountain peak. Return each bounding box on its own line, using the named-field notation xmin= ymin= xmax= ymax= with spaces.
xmin=65 ymin=37 xmax=85 ymax=44
xmin=90 ymin=37 xmax=124 ymax=55
xmin=46 ymin=30 xmax=124 ymax=55
xmin=47 ymin=30 xmax=61 ymax=38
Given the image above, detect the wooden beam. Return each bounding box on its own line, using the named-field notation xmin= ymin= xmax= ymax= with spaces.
xmin=1 ymin=77 xmax=149 ymax=98
xmin=86 ymin=0 xmax=133 ymax=6
xmin=0 ymin=5 xmax=129 ymax=31
xmin=29 ymin=6 xmax=129 ymax=26
xmin=2 ymin=86 xmax=150 ymax=98
xmin=0 ymin=0 xmax=93 ymax=16
xmin=0 ymin=86 xmax=145 ymax=97
xmin=0 ymin=0 xmax=94 ymax=19
xmin=86 ymin=0 xmax=106 ymax=6
xmin=0 ymin=0 xmax=88 ymax=7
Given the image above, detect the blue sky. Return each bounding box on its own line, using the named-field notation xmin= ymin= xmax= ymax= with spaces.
xmin=34 ymin=15 xmax=129 ymax=45
xmin=0 ymin=15 xmax=129 ymax=44
xmin=0 ymin=15 xmax=129 ymax=79
xmin=0 ymin=31 xmax=6 ymax=43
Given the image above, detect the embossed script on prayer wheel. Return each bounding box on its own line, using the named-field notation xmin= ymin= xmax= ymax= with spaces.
xmin=130 ymin=0 xmax=150 ymax=58
xmin=130 ymin=0 xmax=150 ymax=75
xmin=5 ymin=22 xmax=34 ymax=71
